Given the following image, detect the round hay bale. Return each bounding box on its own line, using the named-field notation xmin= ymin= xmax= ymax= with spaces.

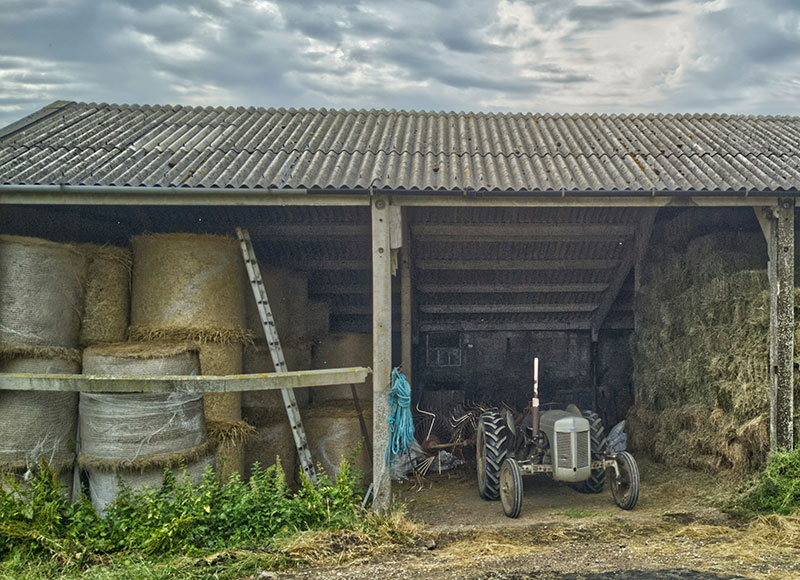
xmin=244 ymin=420 xmax=297 ymax=483
xmin=311 ymin=334 xmax=372 ymax=404
xmin=79 ymin=245 xmax=132 ymax=346
xmin=198 ymin=342 xmax=246 ymax=480
xmin=83 ymin=342 xmax=199 ymax=375
xmin=130 ymin=233 xmax=246 ymax=340
xmin=0 ymin=235 xmax=86 ymax=348
xmin=304 ymin=402 xmax=372 ymax=483
xmin=307 ymin=300 xmax=330 ymax=342
xmin=80 ymin=344 xmax=211 ymax=513
xmin=242 ymin=343 xmax=309 ymax=426
xmin=0 ymin=356 xmax=79 ymax=477
xmin=88 ymin=454 xmax=214 ymax=516
xmin=246 ymin=268 xmax=309 ymax=342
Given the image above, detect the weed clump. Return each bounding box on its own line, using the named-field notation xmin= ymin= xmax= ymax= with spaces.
xmin=736 ymin=449 xmax=800 ymax=516
xmin=0 ymin=458 xmax=414 ymax=575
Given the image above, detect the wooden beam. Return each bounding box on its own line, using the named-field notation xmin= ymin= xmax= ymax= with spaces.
xmin=417 ymin=283 xmax=609 ymax=294
xmin=298 ymin=260 xmax=371 ymax=270
xmin=590 ymin=252 xmax=634 ymax=334
xmin=634 ymin=210 xmax=658 ymax=294
xmin=392 ymin=196 xmax=782 ymax=208
xmin=0 ymin=367 xmax=370 ymax=393
xmin=412 ymin=223 xmax=634 ymax=242
xmin=400 ymin=207 xmax=413 ymax=383
xmin=252 ymin=224 xmax=369 ymax=238
xmin=417 ymin=259 xmax=620 ymax=271
xmin=420 ymin=319 xmax=634 ymax=332
xmin=371 ymin=196 xmax=392 ymax=512
xmin=420 ymin=303 xmax=597 ymax=314
xmin=764 ymin=199 xmax=795 ymax=451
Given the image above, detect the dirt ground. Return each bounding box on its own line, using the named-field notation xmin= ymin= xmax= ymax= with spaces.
xmin=278 ymin=458 xmax=800 ymax=580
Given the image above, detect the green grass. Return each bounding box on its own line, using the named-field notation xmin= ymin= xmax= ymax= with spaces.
xmin=552 ymin=508 xmax=601 ymax=519
xmin=0 ymin=460 xmax=417 ymax=580
xmin=734 ymin=448 xmax=800 ymax=516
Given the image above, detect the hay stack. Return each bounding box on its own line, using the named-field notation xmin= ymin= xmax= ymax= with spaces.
xmin=0 ymin=354 xmax=80 ymax=495
xmin=0 ymin=235 xmax=86 ymax=347
xmin=81 ymin=343 xmax=212 ymax=514
xmin=311 ymin=333 xmax=372 ymax=404
xmin=79 ymin=245 xmax=132 ymax=346
xmin=129 ymin=233 xmax=251 ymax=481
xmin=630 ymin=227 xmax=782 ymax=475
xmin=304 ymin=402 xmax=372 ymax=483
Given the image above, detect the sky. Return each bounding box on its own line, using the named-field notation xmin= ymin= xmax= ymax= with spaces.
xmin=1 ymin=0 xmax=800 ymax=128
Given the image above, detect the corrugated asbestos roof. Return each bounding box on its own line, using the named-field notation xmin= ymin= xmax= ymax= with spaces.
xmin=1 ymin=101 xmax=799 ymax=193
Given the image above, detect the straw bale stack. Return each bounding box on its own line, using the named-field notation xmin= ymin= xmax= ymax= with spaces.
xmin=79 ymin=245 xmax=131 ymax=346
xmin=0 ymin=353 xmax=80 ymax=495
xmin=129 ymin=233 xmax=251 ymax=481
xmin=0 ymin=235 xmax=86 ymax=347
xmin=81 ymin=343 xmax=212 ymax=514
xmin=303 ymin=402 xmax=372 ymax=483
xmin=629 ymin=226 xmax=793 ymax=475
xmin=311 ymin=333 xmax=373 ymax=404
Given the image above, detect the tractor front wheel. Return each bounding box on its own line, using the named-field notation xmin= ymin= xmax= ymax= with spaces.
xmin=500 ymin=458 xmax=523 ymax=518
xmin=611 ymin=451 xmax=640 ymax=510
xmin=476 ymin=412 xmax=507 ymax=500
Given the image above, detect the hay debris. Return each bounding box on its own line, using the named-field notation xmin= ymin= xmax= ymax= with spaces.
xmin=128 ymin=325 xmax=254 ymax=345
xmin=83 ymin=341 xmax=198 ymax=360
xmin=77 ymin=440 xmax=214 ymax=473
xmin=0 ymin=344 xmax=82 ymax=365
xmin=206 ymin=420 xmax=256 ymax=447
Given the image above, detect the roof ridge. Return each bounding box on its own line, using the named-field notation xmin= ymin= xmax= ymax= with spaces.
xmin=47 ymin=102 xmax=800 ymax=121
xmin=0 ymin=101 xmax=75 ymax=142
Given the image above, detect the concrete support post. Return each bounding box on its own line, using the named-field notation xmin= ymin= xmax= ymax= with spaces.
xmin=371 ymin=196 xmax=392 ymax=512
xmin=400 ymin=208 xmax=413 ymax=383
xmin=773 ymin=199 xmax=795 ymax=451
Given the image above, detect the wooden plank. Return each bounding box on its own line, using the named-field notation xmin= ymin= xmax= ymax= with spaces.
xmin=252 ymin=224 xmax=369 ymax=238
xmin=417 ymin=259 xmax=620 ymax=271
xmin=420 ymin=319 xmax=633 ymax=332
xmin=420 ymin=303 xmax=597 ymax=314
xmin=773 ymin=199 xmax=795 ymax=450
xmin=412 ymin=223 xmax=634 ymax=242
xmin=298 ymin=260 xmax=371 ymax=270
xmin=633 ymin=209 xmax=658 ymax=294
xmin=417 ymin=283 xmax=609 ymax=294
xmin=309 ymin=285 xmax=400 ymax=295
xmin=401 ymin=207 xmax=413 ymax=383
xmin=591 ymin=235 xmax=638 ymax=335
xmin=0 ymin=367 xmax=370 ymax=393
xmin=371 ymin=196 xmax=393 ymax=513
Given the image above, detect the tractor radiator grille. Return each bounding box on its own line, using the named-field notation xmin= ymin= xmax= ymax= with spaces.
xmin=577 ymin=430 xmax=590 ymax=468
xmin=556 ymin=432 xmax=572 ymax=468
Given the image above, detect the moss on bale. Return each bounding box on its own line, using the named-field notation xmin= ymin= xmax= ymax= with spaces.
xmin=630 ymin=226 xmax=784 ymax=477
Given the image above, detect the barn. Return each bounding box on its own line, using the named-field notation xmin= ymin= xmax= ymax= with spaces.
xmin=0 ymin=101 xmax=797 ymax=512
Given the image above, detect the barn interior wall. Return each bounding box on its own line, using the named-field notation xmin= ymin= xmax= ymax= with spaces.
xmin=417 ymin=330 xmax=596 ymax=411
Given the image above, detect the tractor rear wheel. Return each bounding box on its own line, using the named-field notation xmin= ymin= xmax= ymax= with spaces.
xmin=500 ymin=458 xmax=523 ymax=518
xmin=611 ymin=451 xmax=640 ymax=510
xmin=476 ymin=412 xmax=507 ymax=500
xmin=572 ymin=410 xmax=608 ymax=494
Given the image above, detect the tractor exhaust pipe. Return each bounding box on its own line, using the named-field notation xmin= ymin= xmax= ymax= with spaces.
xmin=532 ymin=357 xmax=540 ymax=438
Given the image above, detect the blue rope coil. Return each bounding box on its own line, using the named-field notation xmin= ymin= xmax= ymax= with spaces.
xmin=386 ymin=368 xmax=415 ymax=465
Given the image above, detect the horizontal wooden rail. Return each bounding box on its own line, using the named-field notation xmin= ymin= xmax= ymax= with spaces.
xmin=0 ymin=367 xmax=370 ymax=393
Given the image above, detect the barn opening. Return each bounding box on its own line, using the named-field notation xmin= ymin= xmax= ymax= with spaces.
xmin=1 ymin=104 xmax=797 ymax=517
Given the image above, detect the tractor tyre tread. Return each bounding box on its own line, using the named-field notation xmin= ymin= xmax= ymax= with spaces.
xmin=572 ymin=410 xmax=608 ymax=494
xmin=478 ymin=412 xmax=507 ymax=501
